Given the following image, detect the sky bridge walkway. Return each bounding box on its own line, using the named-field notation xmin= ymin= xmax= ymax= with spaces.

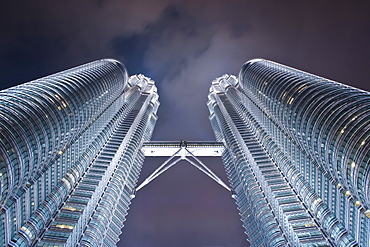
xmin=136 ymin=141 xmax=231 ymax=194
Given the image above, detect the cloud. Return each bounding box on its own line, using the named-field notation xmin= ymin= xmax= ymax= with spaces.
xmin=2 ymin=0 xmax=370 ymax=131
xmin=135 ymin=3 xmax=256 ymax=140
xmin=149 ymin=28 xmax=255 ymax=140
xmin=106 ymin=0 xmax=370 ymax=141
xmin=0 ymin=0 xmax=174 ymax=86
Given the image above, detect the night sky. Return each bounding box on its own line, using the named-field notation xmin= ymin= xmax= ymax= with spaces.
xmin=1 ymin=1 xmax=370 ymax=246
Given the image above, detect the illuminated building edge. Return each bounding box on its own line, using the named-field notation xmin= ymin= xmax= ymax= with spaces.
xmin=208 ymin=59 xmax=370 ymax=246
xmin=1 ymin=57 xmax=369 ymax=246
xmin=0 ymin=59 xmax=159 ymax=246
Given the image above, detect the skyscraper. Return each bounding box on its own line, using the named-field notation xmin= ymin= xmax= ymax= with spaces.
xmin=208 ymin=59 xmax=370 ymax=246
xmin=2 ymin=57 xmax=369 ymax=247
xmin=0 ymin=59 xmax=159 ymax=246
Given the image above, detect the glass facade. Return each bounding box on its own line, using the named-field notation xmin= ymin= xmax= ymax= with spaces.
xmin=1 ymin=57 xmax=368 ymax=246
xmin=208 ymin=59 xmax=370 ymax=246
xmin=0 ymin=60 xmax=159 ymax=246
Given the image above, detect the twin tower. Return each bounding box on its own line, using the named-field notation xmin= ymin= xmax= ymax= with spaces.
xmin=0 ymin=58 xmax=369 ymax=246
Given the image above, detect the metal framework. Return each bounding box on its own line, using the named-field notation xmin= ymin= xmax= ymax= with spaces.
xmin=136 ymin=141 xmax=230 ymax=193
xmin=0 ymin=60 xmax=160 ymax=246
xmin=2 ymin=57 xmax=369 ymax=247
xmin=208 ymin=59 xmax=370 ymax=246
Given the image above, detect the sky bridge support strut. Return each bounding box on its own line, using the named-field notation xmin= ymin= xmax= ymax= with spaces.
xmin=135 ymin=141 xmax=231 ymax=193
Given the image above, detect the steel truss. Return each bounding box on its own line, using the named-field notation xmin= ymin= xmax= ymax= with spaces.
xmin=135 ymin=141 xmax=231 ymax=194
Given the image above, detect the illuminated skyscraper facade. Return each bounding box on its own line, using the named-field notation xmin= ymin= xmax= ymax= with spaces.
xmin=208 ymin=59 xmax=370 ymax=246
xmin=1 ymin=57 xmax=369 ymax=247
xmin=0 ymin=59 xmax=159 ymax=246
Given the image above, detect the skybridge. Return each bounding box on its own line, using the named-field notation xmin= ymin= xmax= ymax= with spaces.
xmin=135 ymin=141 xmax=231 ymax=194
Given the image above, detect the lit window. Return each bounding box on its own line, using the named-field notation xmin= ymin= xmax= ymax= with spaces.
xmin=313 ymin=198 xmax=322 ymax=206
xmin=63 ymin=206 xmax=79 ymax=212
xmin=56 ymin=224 xmax=74 ymax=230
xmin=364 ymin=210 xmax=370 ymax=218
xmin=62 ymin=178 xmax=71 ymax=189
xmin=20 ymin=226 xmax=33 ymax=239
xmin=297 ymin=85 xmax=307 ymax=93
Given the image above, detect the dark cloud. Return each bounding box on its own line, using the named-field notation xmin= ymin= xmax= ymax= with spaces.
xmin=0 ymin=0 xmax=172 ymax=89
xmin=111 ymin=34 xmax=150 ymax=76
xmin=0 ymin=34 xmax=67 ymax=87
xmin=143 ymin=4 xmax=214 ymax=82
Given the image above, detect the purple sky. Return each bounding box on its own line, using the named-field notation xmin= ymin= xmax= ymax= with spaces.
xmin=1 ymin=1 xmax=370 ymax=246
